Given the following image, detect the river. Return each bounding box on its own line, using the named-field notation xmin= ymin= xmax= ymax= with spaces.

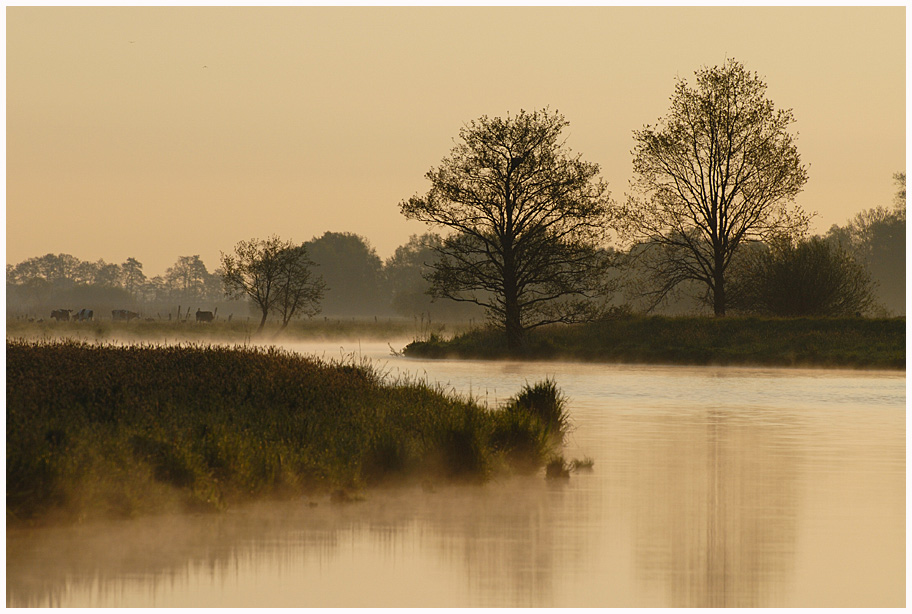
xmin=6 ymin=340 xmax=906 ymax=607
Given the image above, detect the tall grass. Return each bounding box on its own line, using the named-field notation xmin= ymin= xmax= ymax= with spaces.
xmin=6 ymin=316 xmax=472 ymax=344
xmin=403 ymin=316 xmax=905 ymax=369
xmin=508 ymin=379 xmax=569 ymax=444
xmin=7 ymin=339 xmax=567 ymax=526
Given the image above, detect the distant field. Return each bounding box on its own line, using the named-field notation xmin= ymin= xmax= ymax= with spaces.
xmin=7 ymin=340 xmax=566 ymax=527
xmin=5 ymin=315 xmax=474 ymax=343
xmin=403 ymin=316 xmax=906 ymax=370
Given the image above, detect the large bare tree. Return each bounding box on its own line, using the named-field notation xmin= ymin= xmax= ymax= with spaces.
xmin=618 ymin=59 xmax=810 ymax=315
xmin=220 ymin=236 xmax=324 ymax=333
xmin=400 ymin=108 xmax=614 ymax=349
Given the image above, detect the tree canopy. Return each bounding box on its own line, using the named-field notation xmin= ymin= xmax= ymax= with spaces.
xmin=164 ymin=255 xmax=219 ymax=303
xmin=826 ymin=172 xmax=906 ymax=315
xmin=618 ymin=59 xmax=810 ymax=315
xmin=401 ymin=108 xmax=614 ymax=348
xmin=220 ymin=236 xmax=325 ymax=333
xmin=383 ymin=233 xmax=483 ymax=320
xmin=304 ymin=231 xmax=387 ymax=316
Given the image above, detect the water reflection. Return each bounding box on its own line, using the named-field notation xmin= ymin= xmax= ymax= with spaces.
xmin=8 ymin=477 xmax=598 ymax=607
xmin=6 ymin=350 xmax=905 ymax=607
xmin=623 ymin=406 xmax=800 ymax=607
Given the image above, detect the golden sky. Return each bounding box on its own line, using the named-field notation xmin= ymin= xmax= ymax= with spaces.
xmin=6 ymin=6 xmax=906 ymax=275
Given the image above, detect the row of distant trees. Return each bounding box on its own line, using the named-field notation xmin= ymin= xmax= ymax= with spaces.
xmin=6 ymin=192 xmax=903 ymax=331
xmin=5 ymin=231 xmax=483 ymax=322
xmin=7 ymin=59 xmax=905 ymax=347
xmin=7 ymin=184 xmax=902 ymax=330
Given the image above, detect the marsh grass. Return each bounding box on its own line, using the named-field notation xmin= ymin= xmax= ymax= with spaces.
xmin=403 ymin=316 xmax=905 ymax=369
xmin=570 ymin=457 xmax=595 ymax=471
xmin=6 ymin=316 xmax=472 ymax=344
xmin=7 ymin=339 xmax=566 ymax=526
xmin=545 ymin=455 xmax=593 ymax=479
xmin=545 ymin=457 xmax=571 ymax=479
xmin=509 ymin=378 xmax=569 ymax=442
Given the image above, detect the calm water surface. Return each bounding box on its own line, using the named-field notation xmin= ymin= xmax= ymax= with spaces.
xmin=7 ymin=340 xmax=905 ymax=607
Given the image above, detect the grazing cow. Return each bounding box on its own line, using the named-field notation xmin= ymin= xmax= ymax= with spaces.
xmin=112 ymin=309 xmax=140 ymax=321
xmin=195 ymin=309 xmax=215 ymax=323
xmin=73 ymin=309 xmax=94 ymax=322
xmin=50 ymin=309 xmax=71 ymax=321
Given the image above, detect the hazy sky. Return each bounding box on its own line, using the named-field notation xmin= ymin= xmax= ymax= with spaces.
xmin=6 ymin=6 xmax=906 ymax=276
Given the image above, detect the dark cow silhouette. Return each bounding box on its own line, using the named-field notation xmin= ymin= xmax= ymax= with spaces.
xmin=73 ymin=309 xmax=94 ymax=322
xmin=112 ymin=309 xmax=140 ymax=321
xmin=195 ymin=309 xmax=215 ymax=323
xmin=50 ymin=309 xmax=71 ymax=321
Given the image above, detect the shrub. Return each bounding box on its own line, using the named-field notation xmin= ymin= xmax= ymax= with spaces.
xmin=729 ymin=236 xmax=877 ymax=316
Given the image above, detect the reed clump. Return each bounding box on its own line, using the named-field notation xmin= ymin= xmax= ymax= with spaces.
xmin=488 ymin=379 xmax=570 ymax=474
xmin=7 ymin=339 xmax=567 ymax=526
xmin=545 ymin=455 xmax=593 ymax=479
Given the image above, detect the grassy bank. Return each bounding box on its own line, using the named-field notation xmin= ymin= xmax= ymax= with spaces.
xmin=5 ymin=315 xmax=472 ymax=344
xmin=7 ymin=340 xmax=567 ymax=527
xmin=403 ymin=316 xmax=905 ymax=370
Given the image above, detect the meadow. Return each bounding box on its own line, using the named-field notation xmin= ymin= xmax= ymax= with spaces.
xmin=7 ymin=339 xmax=568 ymax=527
xmin=5 ymin=313 xmax=465 ymax=344
xmin=403 ymin=316 xmax=906 ymax=370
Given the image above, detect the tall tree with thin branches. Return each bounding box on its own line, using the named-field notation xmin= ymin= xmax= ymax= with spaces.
xmin=619 ymin=59 xmax=810 ymax=315
xmin=220 ymin=236 xmax=324 ymax=333
xmin=272 ymin=245 xmax=325 ymax=332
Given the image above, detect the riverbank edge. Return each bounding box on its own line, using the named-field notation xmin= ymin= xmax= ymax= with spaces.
xmin=7 ymin=340 xmax=568 ymax=528
xmin=402 ymin=316 xmax=906 ymax=370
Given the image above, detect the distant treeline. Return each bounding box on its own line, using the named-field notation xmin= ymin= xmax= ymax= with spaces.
xmin=6 ymin=199 xmax=906 ymax=323
xmin=6 ymin=232 xmax=482 ymax=322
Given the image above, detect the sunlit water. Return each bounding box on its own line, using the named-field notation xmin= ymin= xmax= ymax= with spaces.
xmin=7 ymin=340 xmax=905 ymax=607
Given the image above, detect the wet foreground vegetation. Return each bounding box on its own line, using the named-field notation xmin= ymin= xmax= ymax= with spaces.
xmin=404 ymin=316 xmax=905 ymax=370
xmin=7 ymin=340 xmax=569 ymax=527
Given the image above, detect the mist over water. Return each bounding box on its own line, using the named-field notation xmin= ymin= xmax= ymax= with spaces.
xmin=7 ymin=341 xmax=905 ymax=607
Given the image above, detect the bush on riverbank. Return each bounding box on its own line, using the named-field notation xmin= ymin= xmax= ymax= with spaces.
xmin=402 ymin=316 xmax=905 ymax=369
xmin=7 ymin=340 xmax=566 ymax=526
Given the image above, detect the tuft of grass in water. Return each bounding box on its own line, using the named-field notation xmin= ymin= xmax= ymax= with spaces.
xmin=570 ymin=457 xmax=595 ymax=472
xmin=6 ymin=339 xmax=568 ymax=526
xmin=545 ymin=456 xmax=571 ymax=479
xmin=544 ymin=455 xmax=592 ymax=479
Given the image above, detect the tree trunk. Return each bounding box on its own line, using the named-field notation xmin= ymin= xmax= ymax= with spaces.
xmin=503 ymin=280 xmax=524 ymax=350
xmin=505 ymin=304 xmax=524 ymax=350
xmin=502 ymin=247 xmax=524 ymax=350
xmin=256 ymin=308 xmax=268 ymax=333
xmin=713 ymin=267 xmax=727 ymax=316
xmin=506 ymin=310 xmax=525 ymax=350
